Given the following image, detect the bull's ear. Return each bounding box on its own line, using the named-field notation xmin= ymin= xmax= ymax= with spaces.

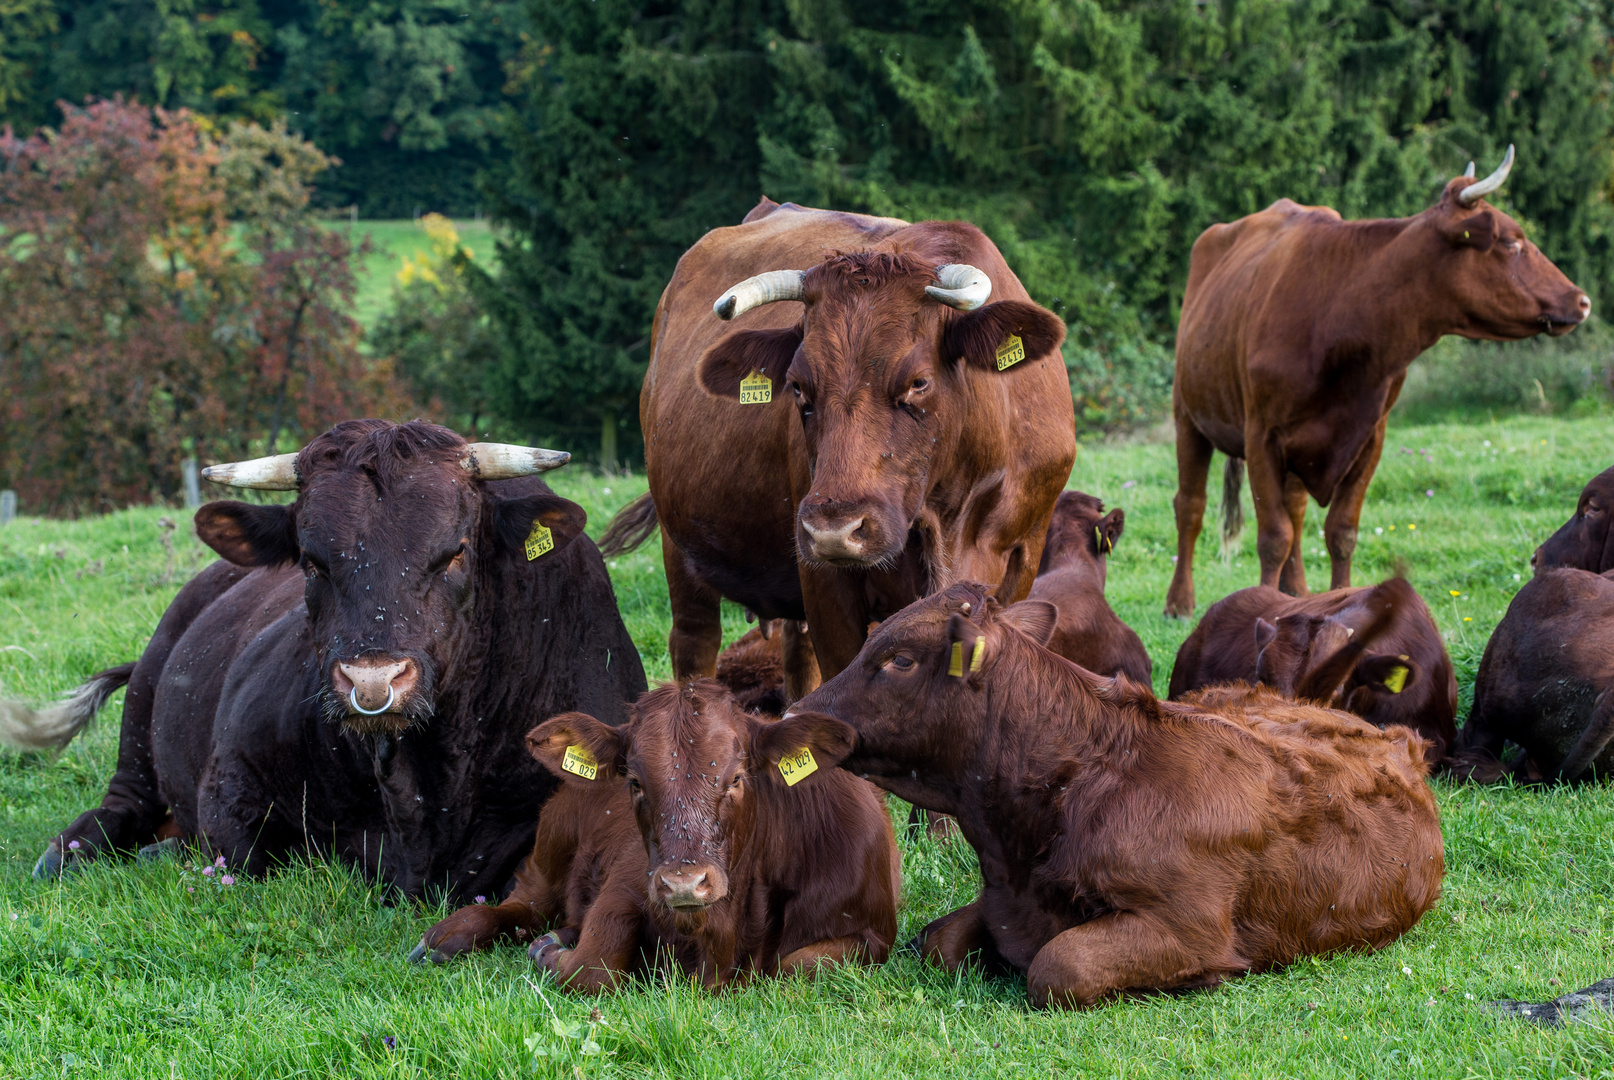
xmin=999 ymin=600 xmax=1057 ymax=647
xmin=750 ymin=710 xmax=857 ymax=783
xmin=1253 ymin=618 xmax=1278 ymax=654
xmin=526 ymin=712 xmax=625 ymax=781
xmin=1441 ymin=212 xmax=1496 ymax=252
xmin=697 ymin=324 xmax=803 ymax=399
xmin=1356 ymin=654 xmax=1418 ymax=696
xmin=942 ymin=301 xmax=1066 ymax=373
xmin=1093 ymin=508 xmax=1125 ymax=554
xmin=194 ymin=501 xmax=298 ymax=566
xmin=491 ymin=489 xmax=587 ymax=562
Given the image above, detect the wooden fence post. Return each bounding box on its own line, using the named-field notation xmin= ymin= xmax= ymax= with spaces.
xmin=182 ymin=458 xmax=201 ymax=509
xmin=0 ymin=490 xmax=15 ymax=526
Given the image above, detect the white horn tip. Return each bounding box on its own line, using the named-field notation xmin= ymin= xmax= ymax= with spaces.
xmin=1463 ymin=161 xmax=1475 ymax=178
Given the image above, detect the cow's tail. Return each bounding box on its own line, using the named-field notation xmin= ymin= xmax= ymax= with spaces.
xmin=0 ymin=662 xmax=134 ymax=752
xmin=599 ymin=493 xmax=659 ymax=557
xmin=1220 ymin=456 xmax=1246 ymax=552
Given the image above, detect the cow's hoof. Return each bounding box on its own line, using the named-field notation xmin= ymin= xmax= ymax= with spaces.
xmin=408 ymin=939 xmax=430 ymax=965
xmin=138 ymin=837 xmax=183 ymax=863
xmin=31 ymin=843 xmax=63 ymax=879
xmin=529 ymin=931 xmax=571 ymax=968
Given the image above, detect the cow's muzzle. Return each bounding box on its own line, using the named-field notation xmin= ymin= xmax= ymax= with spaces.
xmin=332 ymin=657 xmax=419 ymax=718
xmin=653 ymin=864 xmax=728 ymax=910
xmin=799 ymin=495 xmax=892 ymax=566
xmin=1546 ymin=292 xmax=1591 ymax=336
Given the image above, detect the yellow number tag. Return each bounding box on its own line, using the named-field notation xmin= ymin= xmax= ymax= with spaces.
xmin=970 ymin=637 xmax=986 ymax=673
xmin=778 ymin=746 xmax=818 ymax=786
xmin=994 ymin=334 xmax=1026 ymax=371
xmin=739 ymin=370 xmax=773 ymax=404
xmin=525 ymin=521 xmax=554 ymax=561
xmin=1382 ymin=664 xmax=1409 ymax=694
xmin=562 ymin=744 xmax=598 ymax=780
xmin=948 ymin=641 xmax=965 ymax=677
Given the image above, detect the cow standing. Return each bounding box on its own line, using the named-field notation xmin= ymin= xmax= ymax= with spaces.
xmin=11 ymin=420 xmax=646 ymax=902
xmin=1451 ymin=569 xmax=1614 ymax=783
xmin=601 ymin=198 xmax=1075 ymax=701
xmin=1169 ymin=578 xmax=1457 ymax=758
xmin=1165 ymin=148 xmax=1589 ymax=616
xmin=413 ymin=681 xmax=900 ymax=990
xmin=1027 ymin=491 xmax=1152 ymax=685
xmin=1534 ymin=465 xmax=1614 ymax=575
xmin=788 ymin=584 xmax=1443 ymax=1009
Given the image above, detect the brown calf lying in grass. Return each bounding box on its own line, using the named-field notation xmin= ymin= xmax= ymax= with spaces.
xmin=789 ymin=584 xmax=1443 ymax=1008
xmin=412 ymin=680 xmax=899 ymax=991
xmin=1450 ymin=568 xmax=1614 ymax=783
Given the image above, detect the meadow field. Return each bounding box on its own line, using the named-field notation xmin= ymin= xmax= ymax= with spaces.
xmin=0 ymin=413 xmax=1611 ymax=1077
xmin=339 ymin=218 xmax=502 ymax=329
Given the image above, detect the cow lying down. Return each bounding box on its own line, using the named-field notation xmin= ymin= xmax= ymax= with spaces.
xmin=413 ymin=680 xmax=900 ymax=990
xmin=788 ymin=584 xmax=1443 ymax=1008
xmin=1449 ymin=568 xmax=1614 ymax=783
xmin=1169 ymin=577 xmax=1457 ymax=759
xmin=1533 ymin=464 xmax=1614 ymax=575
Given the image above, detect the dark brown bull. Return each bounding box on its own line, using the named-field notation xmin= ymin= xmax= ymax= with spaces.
xmin=601 ymin=198 xmax=1075 ymax=702
xmin=1533 ymin=465 xmax=1614 ymax=575
xmin=1165 ymin=148 xmax=1589 ymax=616
xmin=1028 ymin=491 xmax=1151 ymax=685
xmin=1449 ymin=569 xmax=1614 ymax=783
xmin=1168 ymin=578 xmax=1456 ymax=759
xmin=788 ymin=584 xmax=1443 ymax=1008
xmin=11 ymin=421 xmax=645 ymax=900
xmin=413 ymin=680 xmax=900 ymax=989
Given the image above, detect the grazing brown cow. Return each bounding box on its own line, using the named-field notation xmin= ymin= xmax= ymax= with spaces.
xmin=1449 ymin=569 xmax=1614 ymax=783
xmin=1165 ymin=148 xmax=1589 ymax=616
xmin=412 ymin=680 xmax=900 ymax=990
xmin=6 ymin=420 xmax=646 ymax=900
xmin=788 ymin=584 xmax=1443 ymax=1008
xmin=1533 ymin=465 xmax=1614 ymax=575
xmin=1169 ymin=577 xmax=1456 ymax=758
xmin=1027 ymin=491 xmax=1151 ymax=685
xmin=714 ymin=620 xmax=791 ymax=715
xmin=600 ymin=198 xmax=1076 ymax=702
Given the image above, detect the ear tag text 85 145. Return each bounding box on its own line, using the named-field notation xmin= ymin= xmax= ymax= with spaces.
xmin=778 ymin=746 xmax=818 ymax=786
xmin=525 ymin=521 xmax=554 ymax=561
xmin=562 ymin=744 xmax=598 ymax=780
xmin=740 ymin=370 xmax=773 ymax=404
xmin=994 ymin=334 xmax=1026 ymax=371
xmin=949 ymin=641 xmax=965 ymax=677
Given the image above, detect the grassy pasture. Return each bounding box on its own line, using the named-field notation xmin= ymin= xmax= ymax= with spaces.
xmin=0 ymin=414 xmax=1611 ymax=1077
xmin=337 ymin=218 xmax=501 ymax=330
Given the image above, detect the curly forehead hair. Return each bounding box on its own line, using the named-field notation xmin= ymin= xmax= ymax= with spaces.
xmin=296 ymin=419 xmax=467 ymax=489
xmin=816 ymin=251 xmax=938 ymax=291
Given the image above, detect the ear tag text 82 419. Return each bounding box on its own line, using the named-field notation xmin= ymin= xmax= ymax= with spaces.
xmin=970 ymin=637 xmax=986 ymax=673
xmin=562 ymin=744 xmax=598 ymax=780
xmin=949 ymin=641 xmax=965 ymax=677
xmin=994 ymin=334 xmax=1026 ymax=371
xmin=740 ymin=370 xmax=773 ymax=404
xmin=525 ymin=521 xmax=554 ymax=561
xmin=778 ymin=746 xmax=818 ymax=786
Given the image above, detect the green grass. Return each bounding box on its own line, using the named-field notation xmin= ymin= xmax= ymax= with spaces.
xmin=332 ymin=218 xmax=501 ymax=330
xmin=2 ymin=414 xmax=1613 ymax=1077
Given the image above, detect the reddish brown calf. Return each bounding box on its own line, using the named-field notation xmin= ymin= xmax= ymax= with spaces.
xmin=413 ymin=680 xmax=900 ymax=991
xmin=1027 ymin=491 xmax=1151 ymax=685
xmin=1534 ymin=465 xmax=1614 ymax=575
xmin=1168 ymin=578 xmax=1456 ymax=758
xmin=791 ymin=584 xmax=1443 ymax=1008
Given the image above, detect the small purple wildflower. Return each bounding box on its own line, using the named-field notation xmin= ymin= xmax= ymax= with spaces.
xmin=202 ymin=866 xmax=214 ymax=877
xmin=1425 ymin=489 xmax=1435 ymax=497
xmin=67 ymin=840 xmax=80 ymax=851
xmin=220 ymin=875 xmax=235 ymax=886
xmin=382 ymin=1036 xmax=396 ymax=1051
xmin=475 ymin=895 xmax=486 ymax=904
xmin=187 ymin=887 xmax=194 ymax=893
xmin=215 ymin=856 xmax=226 ymax=867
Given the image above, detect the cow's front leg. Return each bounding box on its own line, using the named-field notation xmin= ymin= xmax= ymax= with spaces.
xmin=909 ymin=898 xmax=1010 ymax=974
xmin=798 ymin=568 xmax=870 ymax=682
xmin=1164 ymin=409 xmax=1215 ymax=618
xmin=662 ymin=527 xmax=722 ymax=679
xmin=412 ymin=850 xmax=559 ymax=962
xmin=1322 ymin=413 xmax=1390 ymax=590
xmin=779 ymin=934 xmax=877 ymax=975
xmin=530 ymin=894 xmax=644 ymax=994
xmin=1026 ymin=910 xmax=1233 ymax=1010
xmin=1278 ymin=472 xmax=1310 ymax=596
xmin=780 ymin=620 xmax=820 ymax=704
xmin=1244 ymin=430 xmax=1294 ymax=591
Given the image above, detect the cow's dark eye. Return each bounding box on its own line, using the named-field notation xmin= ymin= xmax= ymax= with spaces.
xmin=910 ymin=378 xmax=928 ymax=393
xmin=887 ymin=653 xmax=916 ymax=672
xmin=727 ymin=773 xmax=745 ymax=792
xmin=1586 ymin=502 xmax=1604 ymax=519
xmin=626 ymin=776 xmax=642 ymax=795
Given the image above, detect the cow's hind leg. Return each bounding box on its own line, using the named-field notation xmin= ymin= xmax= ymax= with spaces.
xmin=1278 ymin=473 xmax=1310 ymax=596
xmin=910 ymin=899 xmax=1013 ymax=975
xmin=1026 ymin=912 xmax=1230 ymax=1009
xmin=662 ymin=528 xmax=722 ymax=680
xmin=779 ymin=934 xmax=877 ymax=975
xmin=1551 ymin=692 xmax=1614 ymax=783
xmin=1164 ymin=415 xmax=1215 ymax=618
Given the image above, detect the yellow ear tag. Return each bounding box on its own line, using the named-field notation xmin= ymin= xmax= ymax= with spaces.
xmin=739 ymin=370 xmax=773 ymax=404
xmin=969 ymin=637 xmax=986 ymax=673
xmin=778 ymin=746 xmax=818 ymax=786
xmin=524 ymin=521 xmax=554 ymax=561
xmin=561 ymin=744 xmax=598 ymax=780
xmin=994 ymin=334 xmax=1026 ymax=371
xmin=1382 ymin=665 xmax=1409 ymax=694
xmin=948 ymin=641 xmax=965 ymax=677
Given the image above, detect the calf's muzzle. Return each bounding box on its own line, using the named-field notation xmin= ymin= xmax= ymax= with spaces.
xmin=654 ymin=864 xmax=728 ymax=910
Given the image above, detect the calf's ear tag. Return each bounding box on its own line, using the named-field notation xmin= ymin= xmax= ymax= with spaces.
xmin=994 ymin=334 xmax=1026 ymax=371
xmin=739 ymin=370 xmax=773 ymax=404
xmin=949 ymin=641 xmax=965 ymax=677
xmin=561 ymin=744 xmax=598 ymax=780
xmin=778 ymin=746 xmax=818 ymax=786
xmin=525 ymin=520 xmax=554 ymax=561
xmin=1382 ymin=665 xmax=1409 ymax=694
xmin=970 ymin=637 xmax=986 ymax=673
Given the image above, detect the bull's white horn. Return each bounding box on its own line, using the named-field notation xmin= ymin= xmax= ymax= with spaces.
xmin=202 ymin=453 xmax=301 ymax=490
xmin=1457 ymin=144 xmax=1515 ymax=206
xmin=925 ymin=264 xmax=992 ymax=311
xmin=460 ymin=443 xmax=570 ymax=479
xmin=1463 ymin=161 xmax=1476 ymax=178
xmin=713 ymin=270 xmax=807 ymax=321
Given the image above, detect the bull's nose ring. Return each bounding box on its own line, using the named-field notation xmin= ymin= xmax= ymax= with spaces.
xmin=349 ymin=685 xmax=396 ymax=716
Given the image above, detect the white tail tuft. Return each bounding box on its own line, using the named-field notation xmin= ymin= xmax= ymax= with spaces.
xmin=0 ymin=663 xmax=133 ymax=751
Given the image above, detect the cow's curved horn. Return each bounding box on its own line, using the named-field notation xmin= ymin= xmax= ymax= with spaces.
xmin=925 ymin=264 xmax=992 ymax=311
xmin=1463 ymin=161 xmax=1476 ymax=178
xmin=202 ymin=453 xmax=301 ymax=490
xmin=460 ymin=443 xmax=570 ymax=479
xmin=1457 ymin=144 xmax=1515 ymax=206
xmin=713 ymin=270 xmax=807 ymax=321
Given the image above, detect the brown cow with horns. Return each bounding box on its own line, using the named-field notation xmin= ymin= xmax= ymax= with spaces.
xmin=602 ymin=198 xmax=1076 ymax=699
xmin=1165 ymin=147 xmax=1589 ymax=617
